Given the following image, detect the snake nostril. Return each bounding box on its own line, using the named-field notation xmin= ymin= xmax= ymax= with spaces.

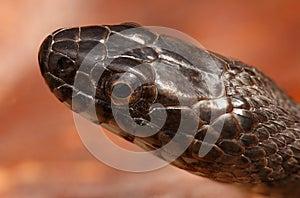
xmin=57 ymin=56 xmax=75 ymax=72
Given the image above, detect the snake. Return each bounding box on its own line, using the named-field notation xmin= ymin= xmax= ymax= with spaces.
xmin=38 ymin=23 xmax=299 ymax=197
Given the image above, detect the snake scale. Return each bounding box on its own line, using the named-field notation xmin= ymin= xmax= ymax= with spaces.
xmin=38 ymin=23 xmax=299 ymax=197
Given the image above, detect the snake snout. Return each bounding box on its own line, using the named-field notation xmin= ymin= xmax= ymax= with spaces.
xmin=38 ymin=33 xmax=80 ymax=88
xmin=38 ymin=35 xmax=53 ymax=76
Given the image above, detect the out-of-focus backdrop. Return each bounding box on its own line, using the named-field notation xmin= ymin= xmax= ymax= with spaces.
xmin=0 ymin=0 xmax=299 ymax=197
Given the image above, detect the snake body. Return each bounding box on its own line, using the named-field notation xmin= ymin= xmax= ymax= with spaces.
xmin=38 ymin=23 xmax=300 ymax=197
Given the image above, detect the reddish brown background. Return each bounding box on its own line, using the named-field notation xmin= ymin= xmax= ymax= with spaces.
xmin=0 ymin=0 xmax=299 ymax=197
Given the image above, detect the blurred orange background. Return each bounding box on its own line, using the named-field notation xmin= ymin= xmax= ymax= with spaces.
xmin=0 ymin=0 xmax=299 ymax=197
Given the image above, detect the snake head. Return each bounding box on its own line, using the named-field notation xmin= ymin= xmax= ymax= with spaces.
xmin=38 ymin=24 xmax=224 ymax=136
xmin=39 ymin=24 xmax=300 ymax=194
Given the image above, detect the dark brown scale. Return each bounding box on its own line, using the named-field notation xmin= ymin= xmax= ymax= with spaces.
xmin=268 ymin=153 xmax=283 ymax=167
xmin=218 ymin=139 xmax=244 ymax=156
xmin=195 ymin=125 xmax=220 ymax=143
xmin=232 ymin=109 xmax=256 ymax=133
xmin=211 ymin=114 xmax=241 ymax=139
xmin=282 ymin=129 xmax=297 ymax=144
xmin=290 ymin=140 xmax=300 ymax=156
xmin=253 ymin=127 xmax=269 ymax=143
xmin=239 ymin=133 xmax=259 ymax=147
xmin=244 ymin=146 xmax=266 ymax=160
xmin=218 ymin=153 xmax=239 ymax=165
xmin=191 ymin=141 xmax=224 ymax=162
xmin=80 ymin=26 xmax=110 ymax=41
xmin=260 ymin=139 xmax=278 ymax=155
xmin=38 ymin=23 xmax=300 ymax=198
xmin=192 ymin=97 xmax=232 ymax=123
xmin=53 ymin=27 xmax=79 ymax=41
xmin=230 ymin=96 xmax=251 ymax=110
xmin=235 ymin=155 xmax=252 ymax=168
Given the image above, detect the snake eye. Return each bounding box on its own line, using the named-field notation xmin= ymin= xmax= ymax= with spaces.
xmin=111 ymin=81 xmax=137 ymax=105
xmin=108 ymin=74 xmax=142 ymax=106
xmin=112 ymin=83 xmax=132 ymax=99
